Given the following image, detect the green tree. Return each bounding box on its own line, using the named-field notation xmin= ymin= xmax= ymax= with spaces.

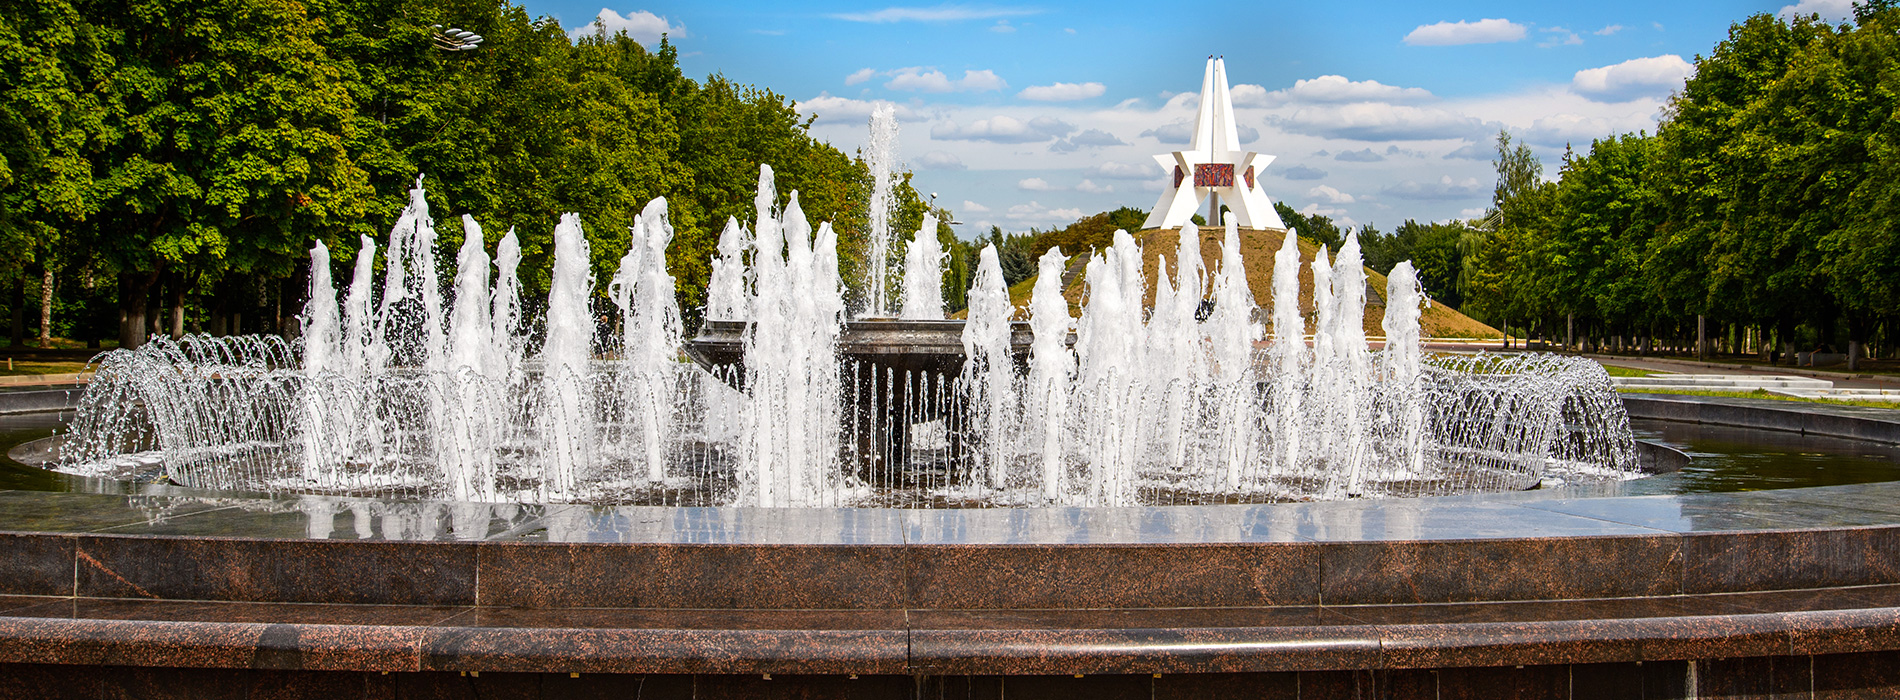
xmin=76 ymin=0 xmax=373 ymax=347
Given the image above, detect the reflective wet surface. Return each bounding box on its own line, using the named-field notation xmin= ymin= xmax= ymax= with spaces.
xmin=1627 ymin=416 xmax=1900 ymax=494
xmin=6 ymin=406 xmax=1900 ymax=543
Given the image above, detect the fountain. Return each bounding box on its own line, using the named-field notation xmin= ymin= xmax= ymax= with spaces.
xmin=54 ymin=78 xmax=1640 ymax=507
xmin=55 ymin=180 xmax=1640 ymax=506
xmin=26 ymin=63 xmax=1900 ymax=695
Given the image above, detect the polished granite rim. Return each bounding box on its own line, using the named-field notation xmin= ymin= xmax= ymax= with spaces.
xmin=0 ymin=393 xmax=1897 ymax=675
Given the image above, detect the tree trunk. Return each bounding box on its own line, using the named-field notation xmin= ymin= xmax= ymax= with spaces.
xmin=1847 ymin=315 xmax=1866 ymax=372
xmin=118 ymin=271 xmax=160 ymax=349
xmin=38 ymin=264 xmax=54 ymax=344
xmin=8 ymin=275 xmax=24 ymax=348
xmin=169 ymin=277 xmax=185 ymax=340
xmin=1696 ymin=315 xmax=1708 ymax=360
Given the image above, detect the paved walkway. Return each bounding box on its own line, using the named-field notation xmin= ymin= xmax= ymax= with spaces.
xmin=1582 ymin=354 xmax=1899 ymax=390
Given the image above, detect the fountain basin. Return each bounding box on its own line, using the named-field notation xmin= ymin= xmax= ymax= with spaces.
xmin=2 ymin=394 xmax=1900 ymax=695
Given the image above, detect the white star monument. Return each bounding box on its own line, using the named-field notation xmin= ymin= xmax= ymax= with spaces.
xmin=1141 ymin=57 xmax=1287 ymax=231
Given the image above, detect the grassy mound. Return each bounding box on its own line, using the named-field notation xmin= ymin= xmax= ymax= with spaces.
xmin=997 ymin=227 xmax=1499 ymax=339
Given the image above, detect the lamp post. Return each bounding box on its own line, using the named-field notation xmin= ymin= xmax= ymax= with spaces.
xmin=431 ymin=25 xmax=484 ymax=52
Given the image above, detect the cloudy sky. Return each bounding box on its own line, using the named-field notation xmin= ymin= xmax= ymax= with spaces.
xmin=515 ymin=0 xmax=1857 ymax=236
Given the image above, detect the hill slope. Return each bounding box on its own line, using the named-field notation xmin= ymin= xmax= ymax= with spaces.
xmin=999 ymin=227 xmax=1498 ymax=339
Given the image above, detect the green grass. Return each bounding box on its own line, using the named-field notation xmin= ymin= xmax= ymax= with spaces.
xmin=1598 ymin=364 xmax=1659 ymax=378
xmin=1616 ymin=386 xmax=1900 ymax=410
xmin=0 ymin=360 xmax=93 ymax=378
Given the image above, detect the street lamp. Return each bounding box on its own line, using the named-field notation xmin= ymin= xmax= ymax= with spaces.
xmin=925 ymin=193 xmax=965 ymax=226
xmin=432 ymin=24 xmax=484 ymax=52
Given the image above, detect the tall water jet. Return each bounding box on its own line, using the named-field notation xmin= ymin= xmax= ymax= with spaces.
xmin=1156 ymin=225 xmax=1208 ymax=471
xmin=1382 ymin=261 xmax=1426 ymax=477
xmin=376 ymin=178 xmax=447 ymax=373
xmin=1208 ymin=219 xmax=1262 ymax=489
xmin=488 ymin=228 xmax=524 ymax=382
xmin=962 ymin=245 xmax=1015 ymax=490
xmin=741 ymin=166 xmax=844 ymax=506
xmin=342 ymin=235 xmax=377 ymax=380
xmin=1308 ymin=244 xmax=1336 ymax=476
xmin=1265 ymin=227 xmax=1304 ymax=486
xmin=1027 ymin=247 xmax=1074 ymax=501
xmin=614 ymin=198 xmax=682 ymax=482
xmin=705 ymin=217 xmax=750 ymax=321
xmin=1332 ymin=230 xmax=1369 ymax=495
xmin=863 ymin=104 xmax=899 ymax=317
xmin=541 ymin=213 xmax=595 ymax=497
xmin=448 ymin=218 xmax=493 ymax=374
xmin=1074 ymin=240 xmax=1139 ymax=505
xmin=899 ymin=214 xmax=944 ymax=320
xmin=443 ymin=218 xmax=496 ymax=501
xmin=300 ymin=240 xmax=340 ymax=481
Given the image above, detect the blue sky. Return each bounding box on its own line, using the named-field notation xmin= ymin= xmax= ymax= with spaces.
xmin=515 ymin=0 xmax=1858 ymax=236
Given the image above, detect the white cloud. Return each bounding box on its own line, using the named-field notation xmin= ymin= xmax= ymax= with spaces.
xmin=886 ymin=67 xmax=1007 ymax=93
xmin=1279 ymin=165 xmax=1328 ymax=180
xmin=1298 ymin=204 xmax=1358 ymax=228
xmin=932 ymin=115 xmax=1074 ymax=143
xmin=1064 ymin=27 xmax=1075 ymax=34
xmin=1092 ymin=161 xmax=1157 ymax=179
xmin=1522 ymin=112 xmax=1655 ymax=147
xmin=1052 ymin=127 xmax=1128 ymax=152
xmin=832 ymin=5 xmax=1041 ymax=23
xmin=797 ymin=94 xmax=922 ymax=124
xmin=1539 ymin=27 xmax=1583 ymax=48
xmin=1006 ymin=201 xmax=1086 ymax=225
xmin=1382 ymin=176 xmax=1485 ymax=201
xmin=569 ymin=9 xmax=684 ymax=44
xmin=1308 ymin=185 xmax=1355 ymax=204
xmin=1334 ymin=148 xmax=1386 ymax=163
xmin=1778 ymin=0 xmax=1856 ymax=21
xmin=1403 ymin=18 xmax=1526 ymax=46
xmin=1019 ymin=82 xmax=1107 ymax=101
xmin=1076 ymin=179 xmax=1114 ymax=193
xmin=1018 ymin=177 xmax=1059 ymax=191
xmin=988 ymin=20 xmax=1016 ymax=33
xmin=1272 ymin=103 xmax=1490 ymax=141
xmin=918 ymin=150 xmax=967 ymax=170
xmin=1443 ymin=142 xmax=1490 ymax=160
xmin=845 ymin=68 xmax=877 ymax=85
xmin=1571 ymin=55 xmax=1693 ymax=102
xmin=1142 ymin=120 xmax=1258 ymax=144
xmin=1256 ymin=75 xmax=1434 ymax=106
xmin=1594 ymin=24 xmax=1625 ymax=36
xmin=1459 ymin=207 xmax=1489 ymax=219
xmin=962 ymin=200 xmax=991 ymax=213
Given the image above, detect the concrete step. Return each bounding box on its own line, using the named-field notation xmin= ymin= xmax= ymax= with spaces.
xmin=1768 ymin=388 xmax=1900 ymax=402
xmin=1612 ymin=374 xmax=1833 ymax=389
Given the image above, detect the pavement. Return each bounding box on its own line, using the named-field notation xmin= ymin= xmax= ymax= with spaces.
xmin=1580 ymin=354 xmax=1899 ymax=390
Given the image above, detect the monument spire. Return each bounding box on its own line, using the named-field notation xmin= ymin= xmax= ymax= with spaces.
xmin=1142 ymin=58 xmax=1286 ymax=231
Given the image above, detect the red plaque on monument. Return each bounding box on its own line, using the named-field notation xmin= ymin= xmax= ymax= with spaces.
xmin=1193 ymin=163 xmax=1234 ymax=187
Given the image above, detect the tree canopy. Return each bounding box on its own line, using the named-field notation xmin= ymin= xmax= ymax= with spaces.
xmin=0 ymin=0 xmax=903 ymax=347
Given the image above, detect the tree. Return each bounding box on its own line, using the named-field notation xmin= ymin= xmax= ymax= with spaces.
xmin=1273 ymin=201 xmax=1343 ymax=250
xmin=0 ymin=0 xmax=112 ymax=344
xmin=1460 ymin=130 xmax=1553 ymax=326
xmin=74 ymin=0 xmax=373 ymax=347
